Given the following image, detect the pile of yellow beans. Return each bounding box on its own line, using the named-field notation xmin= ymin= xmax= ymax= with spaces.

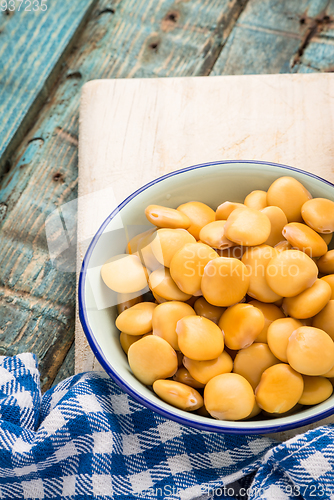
xmin=101 ymin=176 xmax=334 ymax=421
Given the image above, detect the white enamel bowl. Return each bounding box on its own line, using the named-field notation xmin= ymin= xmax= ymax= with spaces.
xmin=79 ymin=160 xmax=334 ymax=434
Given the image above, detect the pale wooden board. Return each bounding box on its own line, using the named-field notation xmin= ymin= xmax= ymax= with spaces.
xmin=77 ymin=74 xmax=334 ymax=440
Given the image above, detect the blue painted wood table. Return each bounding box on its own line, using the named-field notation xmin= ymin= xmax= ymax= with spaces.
xmin=1 ymin=0 xmax=334 ymax=390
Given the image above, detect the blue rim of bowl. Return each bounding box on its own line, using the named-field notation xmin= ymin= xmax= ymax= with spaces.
xmin=79 ymin=159 xmax=334 ymax=434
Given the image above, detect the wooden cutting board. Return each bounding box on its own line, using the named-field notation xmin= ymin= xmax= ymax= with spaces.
xmin=76 ymin=74 xmax=334 ymax=440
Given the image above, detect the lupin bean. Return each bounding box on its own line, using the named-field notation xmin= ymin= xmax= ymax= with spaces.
xmin=176 ymin=316 xmax=224 ymax=361
xmin=274 ymin=240 xmax=293 ymax=252
xmin=116 ymin=302 xmax=157 ymax=335
xmin=321 ymin=275 xmax=334 ymax=299
xmin=282 ymin=222 xmax=327 ymax=257
xmin=248 ymin=300 xmax=285 ymax=343
xmin=218 ymin=303 xmax=265 ymax=350
xmin=265 ymin=250 xmax=318 ymax=297
xmin=261 ymin=206 xmax=288 ymax=247
xmin=287 ymin=326 xmax=334 ymax=376
xmin=201 ymin=257 xmax=250 ymax=307
xmin=126 ymin=228 xmax=156 ymax=255
xmin=170 ymin=243 xmax=218 ymax=296
xmin=312 ymin=300 xmax=334 ymax=340
xmin=282 ymin=279 xmax=331 ymax=319
xmin=267 ymin=318 xmax=304 ymax=362
xmin=126 ymin=229 xmax=160 ymax=272
xmin=150 ymin=228 xmax=195 ymax=267
xmin=321 ymin=233 xmax=333 ymax=246
xmin=153 ymin=380 xmax=203 ymax=411
xmin=242 ymin=245 xmax=282 ymax=303
xmin=244 ymin=190 xmax=268 ymax=210
xmin=145 ymin=205 xmax=191 ymax=229
xmin=224 ymin=207 xmax=271 ymax=246
xmin=120 ymin=332 xmax=144 ymax=354
xmin=128 ymin=335 xmax=178 ymax=385
xmin=177 ymin=201 xmax=215 ymax=239
xmin=204 ymin=373 xmax=255 ymax=420
xmin=255 ymin=364 xmax=304 ymax=414
xmin=149 ymin=267 xmax=192 ymax=301
xmin=183 ymin=351 xmax=233 ymax=385
xmin=152 ymin=301 xmax=196 ymax=350
xmin=301 ymin=198 xmax=334 ymax=234
xmin=267 ymin=176 xmax=312 ymax=222
xmin=233 ymin=343 xmax=280 ymax=389
xmin=172 ymin=367 xmax=205 ymax=389
xmin=317 ymin=250 xmax=334 ymax=275
xmin=193 ymin=297 xmax=225 ymax=325
xmin=199 ymin=220 xmax=235 ymax=250
xmin=299 ymin=376 xmax=333 ymax=405
xmin=101 ymin=254 xmax=149 ymax=293
xmin=215 ymin=202 xmax=245 ymax=221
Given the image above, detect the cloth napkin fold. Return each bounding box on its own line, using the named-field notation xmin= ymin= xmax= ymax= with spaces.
xmin=0 ymin=354 xmax=333 ymax=500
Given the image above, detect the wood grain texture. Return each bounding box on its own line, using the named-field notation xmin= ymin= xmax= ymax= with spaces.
xmin=0 ymin=0 xmax=248 ymax=390
xmin=0 ymin=0 xmax=97 ymax=176
xmin=2 ymin=0 xmax=334 ymax=393
xmin=78 ymin=74 xmax=334 ymax=441
xmin=212 ymin=0 xmax=334 ymax=75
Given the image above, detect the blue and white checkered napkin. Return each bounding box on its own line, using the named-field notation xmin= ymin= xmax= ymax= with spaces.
xmin=0 ymin=354 xmax=334 ymax=500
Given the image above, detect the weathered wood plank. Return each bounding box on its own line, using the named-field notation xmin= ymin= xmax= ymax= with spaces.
xmin=0 ymin=0 xmax=249 ymax=389
xmin=52 ymin=342 xmax=75 ymax=387
xmin=0 ymin=283 xmax=74 ymax=387
xmin=298 ymin=37 xmax=334 ymax=72
xmin=212 ymin=0 xmax=334 ymax=75
xmin=0 ymin=0 xmax=97 ymax=176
